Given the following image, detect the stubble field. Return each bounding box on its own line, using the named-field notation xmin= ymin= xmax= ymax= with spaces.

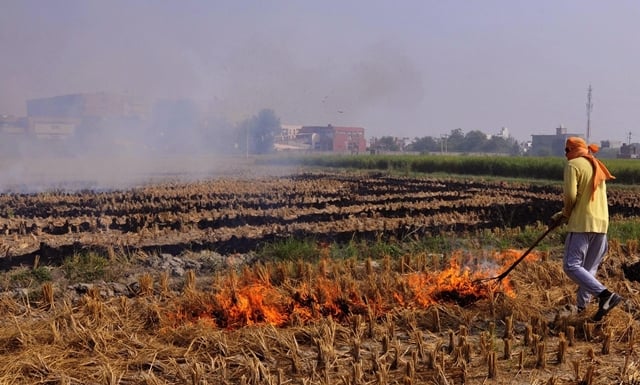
xmin=1 ymin=167 xmax=640 ymax=384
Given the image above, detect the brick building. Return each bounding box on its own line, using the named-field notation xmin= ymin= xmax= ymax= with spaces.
xmin=296 ymin=125 xmax=366 ymax=154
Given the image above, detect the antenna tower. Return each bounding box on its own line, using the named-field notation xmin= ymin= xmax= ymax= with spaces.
xmin=586 ymin=84 xmax=593 ymax=143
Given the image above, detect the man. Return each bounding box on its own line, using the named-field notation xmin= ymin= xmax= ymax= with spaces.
xmin=551 ymin=137 xmax=622 ymax=321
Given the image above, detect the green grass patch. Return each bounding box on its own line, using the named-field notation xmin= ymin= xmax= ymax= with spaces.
xmin=366 ymin=238 xmax=404 ymax=259
xmin=6 ymin=266 xmax=52 ymax=288
xmin=608 ymin=218 xmax=640 ymax=243
xmin=62 ymin=251 xmax=110 ymax=283
xmin=410 ymin=232 xmax=474 ymax=255
xmin=329 ymin=240 xmax=361 ymax=260
xmin=212 ymin=217 xmax=640 ymax=272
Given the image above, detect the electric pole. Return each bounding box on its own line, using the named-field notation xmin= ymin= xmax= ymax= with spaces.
xmin=586 ymin=84 xmax=593 ymax=143
xmin=440 ymin=135 xmax=448 ymax=154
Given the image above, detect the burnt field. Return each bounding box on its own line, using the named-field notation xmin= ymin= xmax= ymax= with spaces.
xmin=2 ymin=171 xmax=640 ymax=384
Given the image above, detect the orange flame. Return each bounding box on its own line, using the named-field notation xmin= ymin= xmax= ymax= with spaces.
xmin=403 ymin=259 xmax=485 ymax=307
xmin=214 ymin=283 xmax=289 ymax=328
xmin=165 ymin=248 xmax=542 ymax=330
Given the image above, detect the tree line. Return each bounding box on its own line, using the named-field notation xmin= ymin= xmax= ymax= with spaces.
xmin=209 ymin=111 xmax=523 ymax=157
xmin=371 ymin=128 xmax=522 ymax=155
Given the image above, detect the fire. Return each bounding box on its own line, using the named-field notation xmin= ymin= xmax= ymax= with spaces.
xmin=214 ymin=283 xmax=289 ymax=327
xmin=166 ymin=249 xmax=541 ymax=330
xmin=289 ymin=278 xmax=371 ymax=321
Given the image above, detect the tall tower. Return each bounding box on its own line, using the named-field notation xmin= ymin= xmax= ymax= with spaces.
xmin=586 ymin=84 xmax=593 ymax=143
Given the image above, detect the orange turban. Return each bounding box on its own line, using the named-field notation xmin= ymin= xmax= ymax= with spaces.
xmin=565 ymin=137 xmax=615 ymax=200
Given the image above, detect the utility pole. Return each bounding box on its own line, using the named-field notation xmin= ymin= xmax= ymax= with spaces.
xmin=440 ymin=135 xmax=448 ymax=154
xmin=586 ymin=84 xmax=593 ymax=143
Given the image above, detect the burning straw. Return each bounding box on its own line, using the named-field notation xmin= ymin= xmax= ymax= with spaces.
xmin=164 ymin=251 xmax=528 ymax=330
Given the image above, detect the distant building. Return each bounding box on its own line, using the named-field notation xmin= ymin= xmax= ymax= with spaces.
xmin=28 ymin=116 xmax=79 ymax=139
xmin=0 ymin=115 xmax=27 ymax=135
xmin=601 ymin=140 xmax=622 ymax=149
xmin=618 ymin=143 xmax=640 ymax=159
xmin=27 ymin=92 xmax=144 ymax=119
xmin=25 ymin=92 xmax=145 ymax=139
xmin=491 ymin=127 xmax=509 ymax=139
xmin=3 ymin=111 xmax=78 ymax=139
xmin=530 ymin=125 xmax=582 ymax=156
xmin=296 ymin=125 xmax=366 ymax=154
xmin=279 ymin=124 xmax=302 ymax=141
xmin=273 ymin=124 xmax=310 ymax=151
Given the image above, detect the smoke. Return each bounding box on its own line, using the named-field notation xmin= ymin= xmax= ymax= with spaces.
xmin=0 ymin=2 xmax=428 ymax=192
xmin=0 ymin=98 xmax=268 ymax=193
xmin=0 ymin=147 xmax=274 ymax=194
xmin=318 ymin=41 xmax=425 ymax=128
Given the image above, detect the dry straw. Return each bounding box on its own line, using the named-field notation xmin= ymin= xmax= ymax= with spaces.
xmin=0 ymin=232 xmax=637 ymax=384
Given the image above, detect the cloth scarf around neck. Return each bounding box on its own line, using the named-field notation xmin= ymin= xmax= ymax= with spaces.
xmin=565 ymin=137 xmax=615 ymax=200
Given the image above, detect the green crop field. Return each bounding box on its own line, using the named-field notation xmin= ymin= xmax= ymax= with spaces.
xmin=260 ymin=153 xmax=640 ymax=184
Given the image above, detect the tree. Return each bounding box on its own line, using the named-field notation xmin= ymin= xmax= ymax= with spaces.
xmin=374 ymin=136 xmax=401 ymax=152
xmin=461 ymin=130 xmax=488 ymax=152
xmin=406 ymin=136 xmax=439 ymax=153
xmin=446 ymin=128 xmax=465 ymax=151
xmin=481 ymin=136 xmax=521 ymax=155
xmin=481 ymin=136 xmax=503 ymax=153
xmin=510 ymin=141 xmax=522 ymax=156
xmin=237 ymin=109 xmax=281 ymax=155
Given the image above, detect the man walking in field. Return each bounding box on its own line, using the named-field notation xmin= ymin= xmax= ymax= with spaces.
xmin=551 ymin=136 xmax=622 ymax=321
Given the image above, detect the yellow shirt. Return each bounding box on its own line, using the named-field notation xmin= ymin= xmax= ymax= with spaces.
xmin=562 ymin=156 xmax=609 ymax=233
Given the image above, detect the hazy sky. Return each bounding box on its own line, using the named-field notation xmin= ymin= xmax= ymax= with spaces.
xmin=2 ymin=1 xmax=639 ymax=143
